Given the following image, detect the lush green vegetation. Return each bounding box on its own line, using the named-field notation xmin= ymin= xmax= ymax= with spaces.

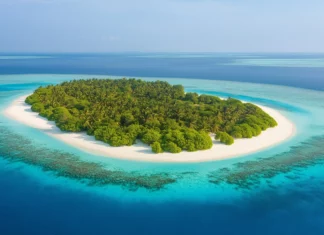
xmin=215 ymin=132 xmax=234 ymax=145
xmin=25 ymin=78 xmax=277 ymax=154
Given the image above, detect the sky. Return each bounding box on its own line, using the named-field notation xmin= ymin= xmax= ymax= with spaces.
xmin=0 ymin=0 xmax=324 ymax=53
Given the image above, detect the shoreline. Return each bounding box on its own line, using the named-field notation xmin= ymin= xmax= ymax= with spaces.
xmin=4 ymin=95 xmax=296 ymax=163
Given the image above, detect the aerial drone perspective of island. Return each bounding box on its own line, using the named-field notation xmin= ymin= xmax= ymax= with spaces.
xmin=1 ymin=1 xmax=324 ymax=235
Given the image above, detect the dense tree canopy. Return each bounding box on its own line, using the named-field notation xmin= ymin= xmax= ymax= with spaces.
xmin=215 ymin=132 xmax=234 ymax=145
xmin=26 ymin=78 xmax=277 ymax=154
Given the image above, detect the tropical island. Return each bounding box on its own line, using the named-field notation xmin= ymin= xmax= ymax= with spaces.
xmin=24 ymin=78 xmax=278 ymax=154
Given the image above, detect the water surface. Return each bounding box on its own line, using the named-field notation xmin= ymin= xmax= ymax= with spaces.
xmin=1 ymin=54 xmax=324 ymax=234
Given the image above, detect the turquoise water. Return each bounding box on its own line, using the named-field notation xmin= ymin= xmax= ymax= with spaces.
xmin=1 ymin=73 xmax=324 ymax=234
xmin=227 ymin=58 xmax=324 ymax=68
xmin=0 ymin=74 xmax=320 ymax=194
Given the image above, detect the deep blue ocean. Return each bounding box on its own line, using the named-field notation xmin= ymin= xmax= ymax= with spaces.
xmin=2 ymin=53 xmax=324 ymax=91
xmin=1 ymin=53 xmax=324 ymax=235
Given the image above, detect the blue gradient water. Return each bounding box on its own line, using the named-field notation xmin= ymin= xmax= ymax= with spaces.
xmin=1 ymin=54 xmax=324 ymax=235
xmin=2 ymin=53 xmax=324 ymax=91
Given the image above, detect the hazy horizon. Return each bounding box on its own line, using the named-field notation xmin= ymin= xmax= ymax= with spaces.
xmin=1 ymin=0 xmax=324 ymax=53
xmin=2 ymin=52 xmax=324 ymax=54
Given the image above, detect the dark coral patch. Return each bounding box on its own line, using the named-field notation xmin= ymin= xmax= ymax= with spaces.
xmin=208 ymin=136 xmax=324 ymax=189
xmin=0 ymin=127 xmax=176 ymax=191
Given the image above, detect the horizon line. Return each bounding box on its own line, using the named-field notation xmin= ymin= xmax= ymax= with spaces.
xmin=1 ymin=51 xmax=324 ymax=54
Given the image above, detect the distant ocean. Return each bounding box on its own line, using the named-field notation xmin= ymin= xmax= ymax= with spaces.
xmin=1 ymin=53 xmax=324 ymax=235
xmin=2 ymin=53 xmax=324 ymax=90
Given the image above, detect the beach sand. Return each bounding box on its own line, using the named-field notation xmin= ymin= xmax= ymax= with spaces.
xmin=4 ymin=95 xmax=296 ymax=163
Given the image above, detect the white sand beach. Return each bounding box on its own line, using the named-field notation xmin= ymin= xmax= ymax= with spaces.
xmin=4 ymin=95 xmax=296 ymax=163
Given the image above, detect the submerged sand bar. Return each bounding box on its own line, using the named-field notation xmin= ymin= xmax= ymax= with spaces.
xmin=4 ymin=95 xmax=296 ymax=163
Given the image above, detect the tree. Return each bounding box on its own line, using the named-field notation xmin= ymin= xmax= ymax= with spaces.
xmin=142 ymin=129 xmax=161 ymax=144
xmin=151 ymin=142 xmax=163 ymax=153
xmin=121 ymin=112 xmax=135 ymax=126
xmin=25 ymin=94 xmax=40 ymax=105
xmin=216 ymin=132 xmax=234 ymax=145
xmin=31 ymin=103 xmax=44 ymax=112
xmin=164 ymin=142 xmax=182 ymax=153
xmin=184 ymin=92 xmax=199 ymax=103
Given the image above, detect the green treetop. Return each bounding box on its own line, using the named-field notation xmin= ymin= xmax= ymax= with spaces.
xmin=26 ymin=78 xmax=277 ymax=154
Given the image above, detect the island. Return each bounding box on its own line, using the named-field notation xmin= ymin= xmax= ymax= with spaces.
xmin=24 ymin=78 xmax=278 ymax=154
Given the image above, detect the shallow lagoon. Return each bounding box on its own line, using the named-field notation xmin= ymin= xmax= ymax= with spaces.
xmin=1 ymin=74 xmax=324 ymax=234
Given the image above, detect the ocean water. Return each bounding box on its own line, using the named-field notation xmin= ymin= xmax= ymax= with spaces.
xmin=1 ymin=54 xmax=324 ymax=234
xmin=2 ymin=52 xmax=324 ymax=91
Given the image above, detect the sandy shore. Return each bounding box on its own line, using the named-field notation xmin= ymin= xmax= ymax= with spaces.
xmin=4 ymin=95 xmax=296 ymax=163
